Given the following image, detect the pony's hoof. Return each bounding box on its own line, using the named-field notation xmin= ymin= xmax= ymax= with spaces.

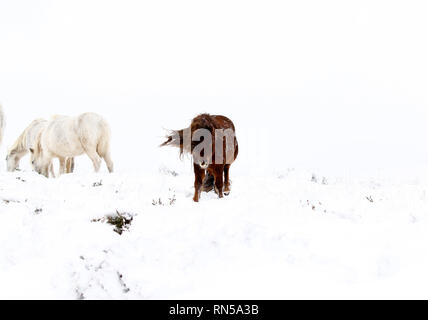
xmin=224 ymin=186 xmax=231 ymax=196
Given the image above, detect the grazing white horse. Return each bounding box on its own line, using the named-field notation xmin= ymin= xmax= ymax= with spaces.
xmin=6 ymin=118 xmax=74 ymax=176
xmin=30 ymin=112 xmax=114 ymax=177
xmin=0 ymin=104 xmax=4 ymax=147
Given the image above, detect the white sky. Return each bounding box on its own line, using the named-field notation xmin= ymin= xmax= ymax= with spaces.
xmin=1 ymin=1 xmax=428 ymax=178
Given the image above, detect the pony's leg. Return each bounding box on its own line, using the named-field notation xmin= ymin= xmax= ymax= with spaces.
xmin=193 ymin=164 xmax=205 ymax=202
xmin=102 ymin=153 xmax=114 ymax=173
xmin=49 ymin=162 xmax=56 ymax=178
xmin=223 ymin=164 xmax=231 ymax=195
xmin=86 ymin=149 xmax=102 ymax=173
xmin=65 ymin=158 xmax=70 ymax=173
xmin=42 ymin=165 xmax=50 ymax=178
xmin=96 ymin=139 xmax=113 ymax=173
xmin=213 ymin=165 xmax=225 ymax=199
xmin=66 ymin=158 xmax=75 ymax=173
xmin=59 ymin=158 xmax=66 ymax=175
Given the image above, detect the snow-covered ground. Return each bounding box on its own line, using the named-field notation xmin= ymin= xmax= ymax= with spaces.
xmin=2 ymin=166 xmax=428 ymax=299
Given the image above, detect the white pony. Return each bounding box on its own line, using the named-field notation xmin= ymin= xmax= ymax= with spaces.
xmin=0 ymin=104 xmax=4 ymax=147
xmin=30 ymin=112 xmax=114 ymax=177
xmin=6 ymin=118 xmax=74 ymax=176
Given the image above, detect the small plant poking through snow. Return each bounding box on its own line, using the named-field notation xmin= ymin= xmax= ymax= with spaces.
xmin=92 ymin=211 xmax=133 ymax=235
xmin=2 ymin=198 xmax=22 ymax=204
xmin=152 ymin=192 xmax=177 ymax=206
xmin=152 ymin=197 xmax=176 ymax=206
xmin=107 ymin=212 xmax=133 ymax=235
xmin=117 ymin=272 xmax=130 ymax=293
xmin=159 ymin=166 xmax=179 ymax=177
xmin=152 ymin=198 xmax=163 ymax=206
xmin=152 ymin=188 xmax=177 ymax=206
xmin=303 ymin=200 xmax=327 ymax=213
xmin=311 ymin=173 xmax=328 ymax=185
xmin=92 ymin=180 xmax=103 ymax=187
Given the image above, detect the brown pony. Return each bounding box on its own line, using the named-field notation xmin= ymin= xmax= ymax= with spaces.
xmin=161 ymin=114 xmax=239 ymax=202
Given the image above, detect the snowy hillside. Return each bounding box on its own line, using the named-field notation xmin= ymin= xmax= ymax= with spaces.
xmin=1 ymin=167 xmax=428 ymax=299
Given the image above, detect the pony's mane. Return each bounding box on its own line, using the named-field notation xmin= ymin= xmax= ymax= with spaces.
xmin=191 ymin=113 xmax=218 ymax=133
xmin=8 ymin=128 xmax=28 ymax=156
xmin=33 ymin=129 xmax=44 ymax=155
xmin=8 ymin=119 xmax=45 ymax=156
xmin=50 ymin=114 xmax=68 ymax=120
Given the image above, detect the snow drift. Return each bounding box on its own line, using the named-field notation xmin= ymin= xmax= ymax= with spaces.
xmin=1 ymin=168 xmax=428 ymax=299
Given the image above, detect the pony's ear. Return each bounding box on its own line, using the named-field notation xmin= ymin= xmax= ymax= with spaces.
xmin=29 ymin=148 xmax=34 ymax=154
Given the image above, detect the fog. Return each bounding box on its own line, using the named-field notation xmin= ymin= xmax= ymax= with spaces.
xmin=1 ymin=0 xmax=427 ymax=178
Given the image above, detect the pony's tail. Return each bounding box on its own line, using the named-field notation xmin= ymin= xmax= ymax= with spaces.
xmin=159 ymin=134 xmax=175 ymax=147
xmin=160 ymin=129 xmax=187 ymax=157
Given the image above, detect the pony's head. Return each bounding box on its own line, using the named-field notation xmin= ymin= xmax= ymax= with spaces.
xmin=6 ymin=150 xmax=21 ymax=172
xmin=29 ymin=140 xmax=49 ymax=177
